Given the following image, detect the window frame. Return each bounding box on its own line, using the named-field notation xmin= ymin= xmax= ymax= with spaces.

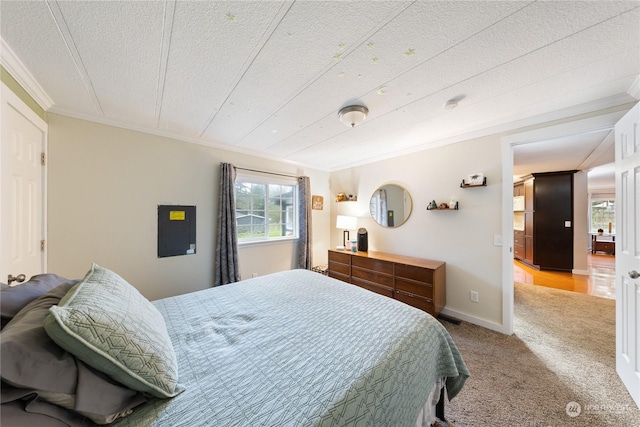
xmin=235 ymin=172 xmax=299 ymax=245
xmin=589 ymin=193 xmax=616 ymax=234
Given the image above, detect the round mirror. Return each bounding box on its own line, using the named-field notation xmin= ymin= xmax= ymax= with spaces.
xmin=369 ymin=184 xmax=412 ymax=227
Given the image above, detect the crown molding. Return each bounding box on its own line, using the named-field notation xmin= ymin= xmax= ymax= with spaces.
xmin=1 ymin=38 xmax=53 ymax=111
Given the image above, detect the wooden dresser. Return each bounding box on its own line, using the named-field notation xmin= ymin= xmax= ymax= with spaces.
xmin=328 ymin=249 xmax=446 ymax=317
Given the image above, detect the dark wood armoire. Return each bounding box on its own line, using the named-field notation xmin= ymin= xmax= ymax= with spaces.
xmin=531 ymin=171 xmax=575 ymax=271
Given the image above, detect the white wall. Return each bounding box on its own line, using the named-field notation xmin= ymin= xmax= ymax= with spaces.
xmin=47 ymin=114 xmax=330 ymax=300
xmin=331 ymin=135 xmax=504 ymax=327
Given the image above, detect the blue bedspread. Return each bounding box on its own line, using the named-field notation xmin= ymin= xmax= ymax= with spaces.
xmin=116 ymin=269 xmax=468 ymax=426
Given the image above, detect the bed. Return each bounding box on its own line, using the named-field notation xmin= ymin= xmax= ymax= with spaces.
xmin=1 ymin=266 xmax=469 ymax=426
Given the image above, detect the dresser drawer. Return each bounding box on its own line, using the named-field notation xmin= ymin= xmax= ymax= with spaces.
xmin=352 ymin=256 xmax=394 ymax=275
xmin=514 ymin=244 xmax=525 ymax=259
xmin=395 ymin=278 xmax=433 ymax=299
xmin=351 ymin=267 xmax=394 ymax=288
xmin=328 ymin=260 xmax=350 ymax=276
xmin=593 ymin=241 xmax=615 ymax=253
xmin=352 ymin=278 xmax=394 ymax=298
xmin=328 ymin=270 xmax=350 ymax=283
xmin=395 ymin=264 xmax=433 ymax=284
xmin=394 ymin=290 xmax=434 ymax=314
xmin=329 ymin=251 xmax=351 ymax=264
xmin=514 ymin=234 xmax=524 ymax=246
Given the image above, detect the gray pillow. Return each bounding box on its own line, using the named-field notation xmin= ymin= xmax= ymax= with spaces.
xmin=2 ymin=283 xmax=78 ymax=392
xmin=1 ymin=274 xmax=75 ymax=328
xmin=44 ymin=264 xmax=184 ymax=399
xmin=1 ymin=283 xmax=146 ymax=425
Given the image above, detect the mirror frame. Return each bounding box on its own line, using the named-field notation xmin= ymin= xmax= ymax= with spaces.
xmin=369 ymin=184 xmax=412 ymax=228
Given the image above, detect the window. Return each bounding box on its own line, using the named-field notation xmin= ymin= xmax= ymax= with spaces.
xmin=235 ymin=173 xmax=298 ymax=243
xmin=590 ymin=197 xmax=615 ymax=234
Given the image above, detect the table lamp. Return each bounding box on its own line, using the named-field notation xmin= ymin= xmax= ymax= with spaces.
xmin=336 ymin=215 xmax=357 ymax=250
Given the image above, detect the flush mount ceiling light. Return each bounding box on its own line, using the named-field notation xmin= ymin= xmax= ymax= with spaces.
xmin=338 ymin=105 xmax=369 ymax=128
xmin=444 ymin=94 xmax=466 ymax=110
xmin=444 ymin=99 xmax=459 ymax=110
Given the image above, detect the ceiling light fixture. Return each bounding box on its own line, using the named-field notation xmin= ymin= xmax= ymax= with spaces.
xmin=444 ymin=99 xmax=459 ymax=110
xmin=444 ymin=94 xmax=466 ymax=110
xmin=338 ymin=105 xmax=368 ymax=128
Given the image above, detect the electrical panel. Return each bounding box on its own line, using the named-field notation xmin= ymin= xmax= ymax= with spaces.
xmin=157 ymin=205 xmax=196 ymax=258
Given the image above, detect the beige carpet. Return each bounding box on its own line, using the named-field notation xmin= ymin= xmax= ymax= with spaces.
xmin=438 ymin=282 xmax=640 ymax=426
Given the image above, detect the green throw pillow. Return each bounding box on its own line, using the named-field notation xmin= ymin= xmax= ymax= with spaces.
xmin=44 ymin=264 xmax=183 ymax=398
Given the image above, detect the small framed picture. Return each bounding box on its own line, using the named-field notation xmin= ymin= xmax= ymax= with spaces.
xmin=467 ymin=173 xmax=484 ymax=186
xmin=312 ymin=195 xmax=324 ymax=210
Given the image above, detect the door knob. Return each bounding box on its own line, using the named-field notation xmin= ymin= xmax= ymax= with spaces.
xmin=8 ymin=274 xmax=26 ymax=285
xmin=629 ymin=270 xmax=640 ymax=279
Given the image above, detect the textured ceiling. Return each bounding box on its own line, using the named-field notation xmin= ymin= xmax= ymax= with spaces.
xmin=1 ymin=1 xmax=639 ymax=172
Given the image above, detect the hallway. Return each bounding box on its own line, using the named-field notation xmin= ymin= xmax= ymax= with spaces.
xmin=513 ymin=253 xmax=616 ymax=299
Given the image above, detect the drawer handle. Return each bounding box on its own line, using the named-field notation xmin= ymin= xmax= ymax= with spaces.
xmin=395 ymin=290 xmax=432 ymax=302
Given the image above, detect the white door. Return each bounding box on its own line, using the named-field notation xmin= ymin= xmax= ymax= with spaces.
xmin=0 ymin=83 xmax=47 ymax=285
xmin=615 ymin=101 xmax=640 ymax=408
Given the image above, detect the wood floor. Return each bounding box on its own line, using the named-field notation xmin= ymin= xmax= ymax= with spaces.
xmin=513 ymin=253 xmax=616 ymax=299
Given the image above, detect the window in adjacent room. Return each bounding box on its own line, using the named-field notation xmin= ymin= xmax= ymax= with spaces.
xmin=590 ymin=197 xmax=615 ymax=234
xmin=235 ymin=173 xmax=298 ymax=243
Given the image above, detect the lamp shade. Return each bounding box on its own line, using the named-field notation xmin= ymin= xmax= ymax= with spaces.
xmin=336 ymin=215 xmax=357 ymax=230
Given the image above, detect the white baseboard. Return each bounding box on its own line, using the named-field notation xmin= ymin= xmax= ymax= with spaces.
xmin=439 ymin=308 xmax=510 ymax=335
xmin=572 ymin=269 xmax=589 ymax=275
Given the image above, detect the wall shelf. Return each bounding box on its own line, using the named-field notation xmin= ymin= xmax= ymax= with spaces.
xmin=335 ymin=192 xmax=357 ymax=202
xmin=427 ymin=202 xmax=459 ymax=210
xmin=460 ymin=177 xmax=487 ymax=188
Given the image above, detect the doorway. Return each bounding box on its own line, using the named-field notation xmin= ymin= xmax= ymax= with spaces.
xmin=500 ymin=106 xmax=631 ymax=335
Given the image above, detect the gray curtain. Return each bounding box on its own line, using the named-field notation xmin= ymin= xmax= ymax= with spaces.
xmin=374 ymin=189 xmax=388 ymax=227
xmin=215 ymin=163 xmax=240 ymax=286
xmin=297 ymin=176 xmax=312 ymax=269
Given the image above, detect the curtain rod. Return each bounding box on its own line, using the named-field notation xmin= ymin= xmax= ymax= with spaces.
xmin=235 ymin=167 xmax=299 ymax=179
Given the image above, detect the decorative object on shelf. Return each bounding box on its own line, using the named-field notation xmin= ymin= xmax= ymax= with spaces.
xmin=336 ymin=192 xmax=357 ymax=202
xmin=338 ymin=105 xmax=368 ymax=128
xmin=460 ymin=173 xmax=487 ymax=188
xmin=427 ymin=201 xmax=459 ymax=210
xmin=312 ymin=195 xmax=324 ymax=210
xmin=336 ymin=215 xmax=357 ymax=249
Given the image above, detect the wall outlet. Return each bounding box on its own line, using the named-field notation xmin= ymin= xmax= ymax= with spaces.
xmin=470 ymin=291 xmax=479 ymax=303
xmin=252 ymin=273 xmax=258 ymax=278
xmin=493 ymin=234 xmax=502 ymax=246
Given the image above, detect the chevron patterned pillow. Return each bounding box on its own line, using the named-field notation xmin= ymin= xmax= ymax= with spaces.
xmin=44 ymin=264 xmax=184 ymax=398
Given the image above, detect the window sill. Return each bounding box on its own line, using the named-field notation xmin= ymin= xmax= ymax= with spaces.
xmin=238 ymin=237 xmax=298 ymax=248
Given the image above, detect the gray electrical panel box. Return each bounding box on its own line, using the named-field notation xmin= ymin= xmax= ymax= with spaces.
xmin=158 ymin=205 xmax=196 ymax=258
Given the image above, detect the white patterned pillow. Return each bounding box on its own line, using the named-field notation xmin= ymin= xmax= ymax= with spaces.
xmin=44 ymin=264 xmax=183 ymax=398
